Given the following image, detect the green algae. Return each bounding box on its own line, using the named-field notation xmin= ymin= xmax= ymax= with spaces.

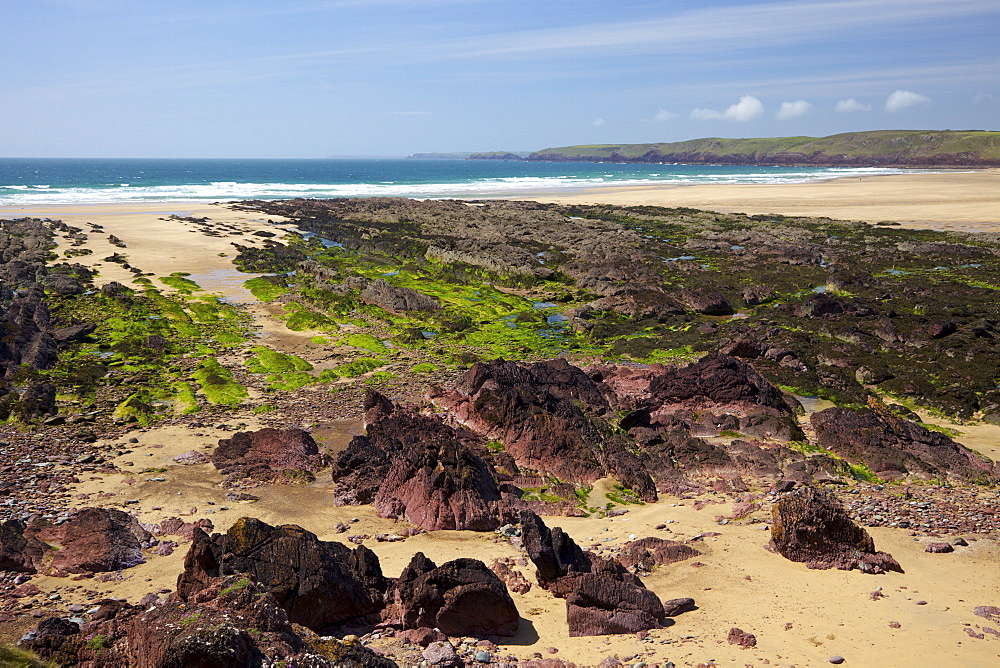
xmin=193 ymin=359 xmax=247 ymax=405
xmin=246 ymin=347 xmax=313 ymax=373
xmin=113 ymin=390 xmax=155 ymax=424
xmin=243 ymin=275 xmax=290 ymax=301
xmin=171 ymin=382 xmax=199 ymax=414
xmin=159 ymin=274 xmax=202 ymax=292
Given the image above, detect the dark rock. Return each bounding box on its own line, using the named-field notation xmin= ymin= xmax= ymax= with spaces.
xmin=681 ymin=287 xmax=734 ymax=315
xmin=361 ymin=278 xmax=441 ymax=313
xmin=17 ymin=616 xmax=80 ymax=665
xmin=743 ymin=285 xmax=776 ymax=305
xmin=810 ymin=401 xmax=997 ymax=483
xmin=0 ymin=519 xmax=46 ymax=573
xmin=925 ymin=542 xmax=954 ymax=553
xmin=397 ymin=554 xmax=520 ymax=637
xmin=176 ymin=518 xmax=388 ymax=631
xmin=662 ymin=597 xmax=697 ymax=617
xmin=51 ymin=323 xmax=96 ymax=343
xmin=520 ymin=511 xmax=665 ymax=636
xmin=770 ymin=486 xmax=902 ymax=574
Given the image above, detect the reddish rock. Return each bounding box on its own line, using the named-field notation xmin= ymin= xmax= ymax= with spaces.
xmin=617 ymin=537 xmax=701 ymax=572
xmin=212 ymin=427 xmax=324 ymax=487
xmin=29 ymin=507 xmax=151 ymax=574
xmin=399 ymin=626 xmax=447 ymax=647
xmin=728 ymin=627 xmax=757 ymax=648
xmin=396 ymin=553 xmax=520 ymax=637
xmin=0 ymin=519 xmax=46 ymax=573
xmin=681 ymin=287 xmax=734 ymax=315
xmin=520 ymin=511 xmax=666 ymax=637
xmin=154 ymin=517 xmax=214 ymax=540
xmin=430 ymin=358 xmax=656 ymax=502
xmin=811 ymin=405 xmax=997 ymax=483
xmin=491 ymin=557 xmax=532 ymax=594
xmin=770 ymin=486 xmax=902 ymax=574
xmin=925 ymin=542 xmax=954 ymax=553
xmin=358 ymin=392 xmax=514 ymax=531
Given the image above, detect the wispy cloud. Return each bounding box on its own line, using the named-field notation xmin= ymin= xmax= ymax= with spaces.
xmin=592 ymin=117 xmax=606 ymax=126
xmin=776 ymin=99 xmax=812 ymax=119
xmin=835 ymin=98 xmax=872 ymax=112
xmin=692 ymin=95 xmax=764 ymax=122
xmin=450 ymin=0 xmax=998 ymax=60
xmin=885 ymin=89 xmax=931 ymax=112
xmin=653 ymin=109 xmax=676 ymax=122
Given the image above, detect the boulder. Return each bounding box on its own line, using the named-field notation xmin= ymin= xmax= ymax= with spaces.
xmin=396 ymin=554 xmax=520 ymax=637
xmin=0 ymin=519 xmax=46 ymax=573
xmin=617 ymin=537 xmax=701 ymax=572
xmin=17 ymin=616 xmax=80 ymax=665
xmin=175 ymin=518 xmax=389 ymax=631
xmin=28 ymin=507 xmax=151 ymax=574
xmin=212 ymin=427 xmax=324 ymax=487
xmin=769 ymin=486 xmax=902 ymax=574
xmin=680 ymin=287 xmax=734 ymax=315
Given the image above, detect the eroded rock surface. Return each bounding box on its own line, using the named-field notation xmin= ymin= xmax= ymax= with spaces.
xmin=770 ymin=486 xmax=903 ymax=574
xmin=212 ymin=427 xmax=324 ymax=487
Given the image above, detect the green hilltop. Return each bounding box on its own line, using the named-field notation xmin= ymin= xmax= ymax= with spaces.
xmin=507 ymin=130 xmax=1000 ymax=166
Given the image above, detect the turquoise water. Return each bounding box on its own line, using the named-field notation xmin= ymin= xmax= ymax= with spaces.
xmin=0 ymin=158 xmax=920 ymax=205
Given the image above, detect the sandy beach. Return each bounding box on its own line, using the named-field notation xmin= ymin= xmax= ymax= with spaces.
xmin=526 ymin=169 xmax=1000 ymax=234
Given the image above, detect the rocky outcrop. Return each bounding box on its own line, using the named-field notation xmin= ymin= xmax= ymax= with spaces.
xmin=520 ymin=511 xmax=667 ymax=636
xmin=212 ymin=427 xmax=325 ymax=487
xmin=20 ymin=574 xmax=396 ymax=667
xmin=430 ymin=358 xmax=656 ymax=502
xmin=395 ymin=553 xmax=520 ymax=637
xmin=0 ymin=519 xmax=46 ymax=573
xmin=810 ymin=405 xmax=997 ymax=483
xmin=361 ymin=278 xmax=441 ymax=313
xmin=770 ymin=486 xmax=903 ymax=574
xmin=681 ymin=287 xmax=734 ymax=315
xmin=340 ymin=391 xmax=515 ymax=531
xmin=176 ymin=518 xmax=389 ymax=631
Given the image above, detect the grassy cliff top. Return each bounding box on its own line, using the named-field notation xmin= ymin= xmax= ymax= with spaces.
xmin=528 ymin=130 xmax=1000 ymax=161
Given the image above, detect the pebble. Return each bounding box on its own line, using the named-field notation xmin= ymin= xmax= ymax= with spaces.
xmin=828 ymin=656 xmax=845 ymax=664
xmin=475 ymin=650 xmax=491 ymax=662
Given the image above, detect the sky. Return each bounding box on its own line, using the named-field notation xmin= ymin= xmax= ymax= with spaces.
xmin=2 ymin=0 xmax=998 ymax=158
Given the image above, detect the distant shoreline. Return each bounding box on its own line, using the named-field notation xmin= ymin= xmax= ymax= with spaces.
xmin=2 ymin=169 xmax=998 ymax=235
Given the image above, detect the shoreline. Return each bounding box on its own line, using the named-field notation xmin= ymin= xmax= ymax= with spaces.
xmin=1 ymin=169 xmax=998 ymax=234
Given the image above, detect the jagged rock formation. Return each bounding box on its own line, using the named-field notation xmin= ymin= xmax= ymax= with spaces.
xmin=175 ymin=518 xmax=389 ymax=630
xmin=20 ymin=575 xmax=396 ymax=667
xmin=430 ymin=358 xmax=657 ymax=501
xmin=212 ymin=427 xmax=325 ymax=487
xmin=333 ymin=391 xmax=517 ymax=531
xmin=520 ymin=511 xmax=669 ymax=636
xmin=769 ymin=486 xmax=903 ymax=574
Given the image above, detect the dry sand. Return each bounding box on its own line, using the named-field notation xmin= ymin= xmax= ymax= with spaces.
xmin=524 ymin=169 xmax=1000 ymax=234
xmin=4 ymin=183 xmax=1000 ymax=665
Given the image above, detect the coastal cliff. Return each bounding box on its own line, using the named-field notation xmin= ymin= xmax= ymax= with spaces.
xmin=473 ymin=130 xmax=1000 ymax=167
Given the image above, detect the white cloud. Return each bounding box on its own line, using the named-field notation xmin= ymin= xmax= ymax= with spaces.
xmin=776 ymin=99 xmax=812 ymax=120
xmin=691 ymin=95 xmax=764 ymax=122
xmin=654 ymin=109 xmax=676 ymax=122
xmin=835 ymin=98 xmax=872 ymax=112
xmin=593 ymin=117 xmax=606 ymax=126
xmin=972 ymin=91 xmax=997 ymax=104
xmin=885 ymin=89 xmax=931 ymax=112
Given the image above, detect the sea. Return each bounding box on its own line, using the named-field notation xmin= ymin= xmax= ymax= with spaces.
xmin=0 ymin=158 xmax=921 ymax=206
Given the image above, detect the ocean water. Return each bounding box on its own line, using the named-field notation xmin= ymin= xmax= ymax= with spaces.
xmin=0 ymin=158 xmax=919 ymax=205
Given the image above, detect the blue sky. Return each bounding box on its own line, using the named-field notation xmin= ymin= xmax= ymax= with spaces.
xmin=3 ymin=0 xmax=998 ymax=157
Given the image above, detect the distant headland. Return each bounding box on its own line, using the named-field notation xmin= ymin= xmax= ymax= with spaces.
xmin=468 ymin=130 xmax=1000 ymax=167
